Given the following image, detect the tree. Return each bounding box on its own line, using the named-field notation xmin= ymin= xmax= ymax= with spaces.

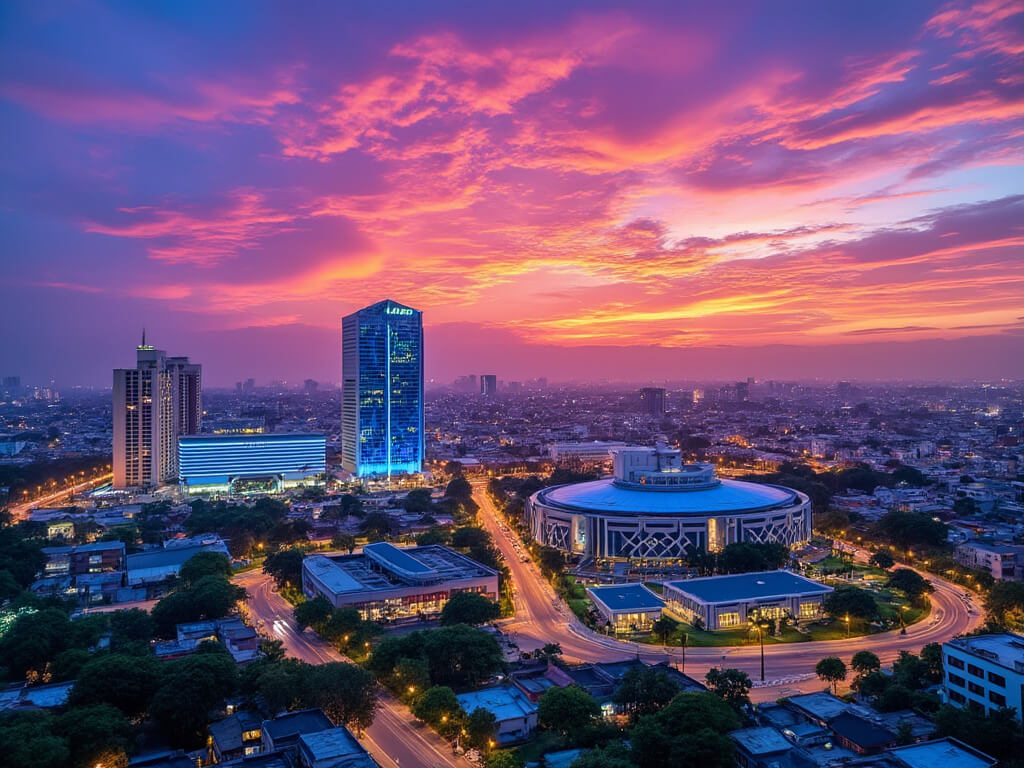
xmin=856 ymin=670 xmax=892 ymax=701
xmin=869 ymin=551 xmax=894 ymax=570
xmin=612 ymin=667 xmax=679 ymax=719
xmin=538 ymin=685 xmax=601 ymax=737
xmin=179 ymin=550 xmax=233 ymax=587
xmin=569 ymin=743 xmax=634 ymax=768
xmin=263 ymin=547 xmax=305 ymax=589
xmin=55 ymin=704 xmax=132 ymax=768
xmin=445 ymin=477 xmax=473 ymax=501
xmin=403 ymin=488 xmax=433 ymax=514
xmin=629 ymin=693 xmax=739 ymax=768
xmin=150 ymin=645 xmax=239 ymax=747
xmin=920 ymin=642 xmax=943 ymax=683
xmin=360 ymin=512 xmax=393 ymax=539
xmin=851 ymin=650 xmax=881 ymax=679
xmin=152 ymin=574 xmax=246 ymax=636
xmin=331 ymin=533 xmax=357 ymax=554
xmin=716 ymin=542 xmax=789 ymax=574
xmin=886 ymin=569 xmax=932 ymax=603
xmin=823 ymin=586 xmax=877 ymax=621
xmin=815 ymin=657 xmax=847 ymax=694
xmin=451 ymin=527 xmax=490 ymax=549
xmin=985 ymin=580 xmax=1024 ymax=631
xmin=421 ymin=625 xmax=506 ymax=687
xmin=704 ymin=668 xmax=752 ymax=709
xmin=239 ymin=657 xmax=308 ymax=716
xmin=440 ymin=591 xmax=501 ymax=626
xmin=50 ymin=648 xmax=92 ymax=681
xmin=651 ymin=615 xmax=679 ymax=644
xmin=0 ymin=711 xmax=70 ymax=768
xmin=537 ymin=547 xmax=565 ymax=578
xmin=392 ymin=657 xmax=432 ymax=701
xmin=0 ymin=607 xmax=69 ymax=677
xmin=892 ymin=651 xmax=930 ymax=690
xmin=416 ymin=527 xmax=451 ymax=546
xmin=69 ymin=653 xmax=163 ymax=716
xmin=108 ymin=608 xmax=155 ymax=651
xmin=464 ymin=707 xmax=497 ymax=751
xmin=876 ymin=511 xmax=947 ymax=552
xmin=294 ymin=596 xmax=333 ymax=631
xmin=412 ymin=685 xmax=462 ymax=731
xmin=305 ymin=662 xmax=378 ymax=731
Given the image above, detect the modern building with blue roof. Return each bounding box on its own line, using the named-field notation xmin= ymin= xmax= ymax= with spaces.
xmin=663 ymin=570 xmax=833 ymax=630
xmin=527 ymin=445 xmax=810 ymax=562
xmin=586 ymin=583 xmax=665 ymax=632
xmin=302 ymin=543 xmax=498 ymax=621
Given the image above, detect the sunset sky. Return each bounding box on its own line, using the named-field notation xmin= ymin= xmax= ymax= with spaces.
xmin=2 ymin=0 xmax=1023 ymax=386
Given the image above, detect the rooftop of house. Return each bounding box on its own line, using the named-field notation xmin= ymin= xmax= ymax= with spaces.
xmin=586 ymin=583 xmax=665 ymax=613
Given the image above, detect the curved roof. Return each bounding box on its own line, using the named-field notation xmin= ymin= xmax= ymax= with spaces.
xmin=534 ymin=477 xmax=801 ymax=516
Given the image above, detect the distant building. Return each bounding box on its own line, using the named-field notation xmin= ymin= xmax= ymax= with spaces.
xmin=209 ymin=711 xmax=263 ymax=761
xmin=177 ymin=433 xmax=326 ymax=494
xmin=155 ymin=618 xmax=261 ymax=664
xmin=303 ymin=379 xmax=318 ymax=394
xmin=943 ymin=633 xmax=1024 ymax=718
xmin=662 ymin=570 xmax=832 ymax=630
xmin=296 ymin=727 xmax=378 ymax=768
xmin=113 ymin=333 xmax=201 ymax=488
xmin=954 ymin=540 xmax=1024 ymax=580
xmin=638 ymin=387 xmax=666 ymax=417
xmin=341 ymin=299 xmax=424 ymax=478
xmin=302 ymin=542 xmax=498 ymax=621
xmin=455 ymin=685 xmax=538 ymax=746
xmin=480 ymin=374 xmax=497 ymax=397
xmin=546 ymin=441 xmax=630 ymax=463
xmin=126 ymin=537 xmax=230 ymax=593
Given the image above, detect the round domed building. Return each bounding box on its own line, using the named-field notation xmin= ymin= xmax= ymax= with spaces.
xmin=527 ymin=445 xmax=810 ymax=561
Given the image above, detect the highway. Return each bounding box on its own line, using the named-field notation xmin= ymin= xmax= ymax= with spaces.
xmin=235 ymin=570 xmax=461 ymax=768
xmin=8 ymin=473 xmax=113 ymax=522
xmin=472 ymin=483 xmax=985 ymax=701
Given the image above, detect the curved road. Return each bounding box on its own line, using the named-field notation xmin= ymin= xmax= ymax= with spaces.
xmin=235 ymin=570 xmax=461 ymax=768
xmin=473 ymin=483 xmax=984 ymax=701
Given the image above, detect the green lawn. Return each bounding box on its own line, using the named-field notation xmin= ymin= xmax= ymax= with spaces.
xmin=510 ymin=731 xmax=565 ymax=764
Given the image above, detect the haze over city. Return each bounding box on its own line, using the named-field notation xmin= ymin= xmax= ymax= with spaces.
xmin=2 ymin=1 xmax=1023 ymax=387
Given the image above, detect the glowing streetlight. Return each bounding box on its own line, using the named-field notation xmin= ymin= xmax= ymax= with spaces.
xmin=844 ymin=613 xmax=851 ymax=638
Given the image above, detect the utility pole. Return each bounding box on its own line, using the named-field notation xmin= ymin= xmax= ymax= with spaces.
xmin=680 ymin=631 xmax=687 ymax=674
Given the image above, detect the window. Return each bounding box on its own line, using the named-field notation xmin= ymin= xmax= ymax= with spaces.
xmin=949 ymin=690 xmax=966 ymax=704
xmin=968 ymin=664 xmax=984 ymax=678
xmin=947 ymin=655 xmax=965 ymax=669
xmin=717 ymin=611 xmax=740 ymax=628
xmin=989 ymin=691 xmax=1006 ymax=707
xmin=988 ymin=671 xmax=1006 ymax=687
xmin=799 ymin=602 xmax=819 ymax=619
xmin=968 ymin=681 xmax=984 ymax=696
xmin=948 ymin=673 xmax=965 ymax=688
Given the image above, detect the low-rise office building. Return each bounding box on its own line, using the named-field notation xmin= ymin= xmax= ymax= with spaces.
xmin=178 ymin=433 xmax=326 ymax=495
xmin=943 ymin=633 xmax=1024 ymax=717
xmin=662 ymin=570 xmax=832 ymax=630
xmin=585 ymin=583 xmax=665 ymax=633
xmin=302 ymin=542 xmax=498 ymax=621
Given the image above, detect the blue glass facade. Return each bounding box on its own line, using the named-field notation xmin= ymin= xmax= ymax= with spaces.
xmin=178 ymin=433 xmax=326 ymax=492
xmin=342 ymin=300 xmax=424 ymax=477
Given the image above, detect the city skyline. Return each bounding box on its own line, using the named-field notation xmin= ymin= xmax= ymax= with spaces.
xmin=1 ymin=2 xmax=1022 ymax=386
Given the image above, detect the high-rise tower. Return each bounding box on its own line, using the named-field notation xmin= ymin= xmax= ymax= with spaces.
xmin=341 ymin=300 xmax=424 ymax=477
xmin=113 ymin=333 xmax=201 ymax=488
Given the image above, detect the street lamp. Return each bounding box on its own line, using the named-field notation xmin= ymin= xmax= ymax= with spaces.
xmin=751 ymin=620 xmax=768 ymax=682
xmin=844 ymin=613 xmax=851 ymax=638
xmin=899 ymin=605 xmax=908 ymax=634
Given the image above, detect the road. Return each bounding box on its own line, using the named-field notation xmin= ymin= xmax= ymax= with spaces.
xmin=234 ymin=570 xmax=462 ymax=768
xmin=9 ymin=473 xmax=113 ymax=522
xmin=472 ymin=483 xmax=985 ymax=701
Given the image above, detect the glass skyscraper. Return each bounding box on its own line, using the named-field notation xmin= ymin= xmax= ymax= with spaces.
xmin=341 ymin=299 xmax=424 ymax=477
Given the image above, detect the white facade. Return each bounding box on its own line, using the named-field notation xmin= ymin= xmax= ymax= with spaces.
xmin=943 ymin=633 xmax=1024 ymax=718
xmin=547 ymin=441 xmax=630 ymax=462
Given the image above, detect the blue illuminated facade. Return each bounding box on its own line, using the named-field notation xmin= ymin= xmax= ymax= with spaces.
xmin=341 ymin=299 xmax=424 ymax=477
xmin=178 ymin=433 xmax=326 ymax=494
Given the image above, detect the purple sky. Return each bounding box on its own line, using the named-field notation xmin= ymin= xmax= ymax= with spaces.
xmin=1 ymin=1 xmax=1023 ymax=387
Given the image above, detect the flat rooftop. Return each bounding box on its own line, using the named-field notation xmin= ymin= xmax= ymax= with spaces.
xmin=586 ymin=583 xmax=665 ymax=613
xmin=305 ymin=544 xmax=497 ymax=596
xmin=947 ymin=632 xmax=1024 ymax=671
xmin=664 ymin=570 xmax=832 ymax=605
xmin=730 ymin=726 xmax=792 ymax=756
xmin=456 ymin=686 xmax=537 ymax=722
xmin=888 ymin=738 xmax=996 ymax=768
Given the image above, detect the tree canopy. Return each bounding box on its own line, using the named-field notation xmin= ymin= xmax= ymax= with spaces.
xmin=439 ymin=591 xmax=500 ymax=626
xmin=537 ymin=685 xmax=601 ymax=737
xmin=823 ymin=585 xmax=877 ymax=621
xmin=612 ymin=667 xmax=680 ymax=720
xmin=704 ymin=668 xmax=752 ymax=709
xmin=815 ymin=657 xmax=847 ymax=694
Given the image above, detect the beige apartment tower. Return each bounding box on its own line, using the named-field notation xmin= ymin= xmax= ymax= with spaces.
xmin=113 ymin=334 xmax=201 ymax=489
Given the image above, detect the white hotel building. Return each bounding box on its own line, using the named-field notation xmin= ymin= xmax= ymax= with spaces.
xmin=943 ymin=633 xmax=1024 ymax=718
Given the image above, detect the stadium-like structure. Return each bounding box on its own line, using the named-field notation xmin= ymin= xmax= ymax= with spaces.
xmin=526 ymin=445 xmax=810 ymax=561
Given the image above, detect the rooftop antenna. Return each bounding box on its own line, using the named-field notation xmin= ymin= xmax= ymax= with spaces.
xmin=142 ymin=328 xmax=146 ymax=347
